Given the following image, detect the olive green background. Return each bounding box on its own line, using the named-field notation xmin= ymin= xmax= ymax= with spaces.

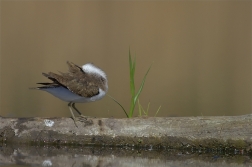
xmin=1 ymin=1 xmax=251 ymax=118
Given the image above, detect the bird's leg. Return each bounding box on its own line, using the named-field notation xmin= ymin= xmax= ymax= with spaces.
xmin=71 ymin=103 xmax=94 ymax=125
xmin=72 ymin=103 xmax=92 ymax=120
xmin=68 ymin=102 xmax=78 ymax=127
xmin=72 ymin=103 xmax=82 ymax=115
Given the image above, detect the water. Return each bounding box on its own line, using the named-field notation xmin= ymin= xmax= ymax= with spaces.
xmin=0 ymin=145 xmax=251 ymax=167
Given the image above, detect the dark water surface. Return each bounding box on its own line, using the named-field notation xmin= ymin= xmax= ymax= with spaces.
xmin=0 ymin=145 xmax=251 ymax=167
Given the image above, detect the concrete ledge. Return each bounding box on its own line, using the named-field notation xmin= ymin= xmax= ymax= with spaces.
xmin=1 ymin=115 xmax=252 ymax=150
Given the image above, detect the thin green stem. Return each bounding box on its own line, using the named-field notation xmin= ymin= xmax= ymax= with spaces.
xmin=154 ymin=106 xmax=162 ymax=117
xmin=107 ymin=94 xmax=128 ymax=118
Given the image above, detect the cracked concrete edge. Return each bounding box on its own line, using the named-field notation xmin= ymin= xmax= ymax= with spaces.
xmin=1 ymin=115 xmax=252 ymax=150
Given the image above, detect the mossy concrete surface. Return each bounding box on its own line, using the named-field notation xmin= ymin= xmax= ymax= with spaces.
xmin=0 ymin=115 xmax=252 ymax=150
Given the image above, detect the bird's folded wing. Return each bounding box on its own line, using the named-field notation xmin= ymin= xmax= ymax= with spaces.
xmin=43 ymin=71 xmax=99 ymax=98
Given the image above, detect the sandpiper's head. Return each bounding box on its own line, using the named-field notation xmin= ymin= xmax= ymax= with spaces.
xmin=82 ymin=63 xmax=108 ymax=91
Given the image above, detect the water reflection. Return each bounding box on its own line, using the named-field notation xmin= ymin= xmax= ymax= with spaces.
xmin=0 ymin=145 xmax=251 ymax=167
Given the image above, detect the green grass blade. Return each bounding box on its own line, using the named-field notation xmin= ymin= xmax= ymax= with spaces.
xmin=129 ymin=49 xmax=137 ymax=118
xmin=138 ymin=99 xmax=141 ymax=116
xmin=107 ymin=94 xmax=129 ymax=118
xmin=129 ymin=50 xmax=135 ymax=96
xmin=132 ymin=56 xmax=136 ymax=78
xmin=133 ymin=65 xmax=152 ymax=104
xmin=129 ymin=65 xmax=151 ymax=117
xmin=129 ymin=90 xmax=135 ymax=117
xmin=154 ymin=105 xmax=162 ymax=117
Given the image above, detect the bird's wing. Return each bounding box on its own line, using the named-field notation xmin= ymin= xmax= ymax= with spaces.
xmin=41 ymin=61 xmax=99 ymax=98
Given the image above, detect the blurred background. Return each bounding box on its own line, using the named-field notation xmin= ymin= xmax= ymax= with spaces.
xmin=1 ymin=1 xmax=251 ymax=118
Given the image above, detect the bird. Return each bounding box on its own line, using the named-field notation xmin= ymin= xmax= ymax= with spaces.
xmin=31 ymin=61 xmax=108 ymax=127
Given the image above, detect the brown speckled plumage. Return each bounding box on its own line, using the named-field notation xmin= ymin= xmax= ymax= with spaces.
xmin=40 ymin=61 xmax=107 ymax=98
